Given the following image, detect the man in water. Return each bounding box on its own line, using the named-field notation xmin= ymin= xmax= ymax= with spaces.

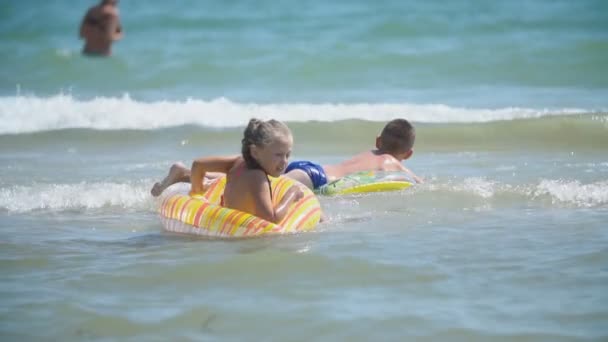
xmin=79 ymin=0 xmax=123 ymax=56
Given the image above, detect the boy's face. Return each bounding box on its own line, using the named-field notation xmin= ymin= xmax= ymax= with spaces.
xmin=251 ymin=135 xmax=293 ymax=177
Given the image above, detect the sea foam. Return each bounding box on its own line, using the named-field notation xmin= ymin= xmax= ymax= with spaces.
xmin=534 ymin=179 xmax=608 ymax=208
xmin=0 ymin=94 xmax=593 ymax=134
xmin=3 ymin=178 xmax=607 ymax=214
xmin=0 ymin=181 xmax=154 ymax=213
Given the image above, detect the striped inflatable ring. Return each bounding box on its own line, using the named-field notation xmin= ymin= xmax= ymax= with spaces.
xmin=158 ymin=176 xmax=322 ymax=237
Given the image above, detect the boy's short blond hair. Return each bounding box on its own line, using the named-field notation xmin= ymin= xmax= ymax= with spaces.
xmin=379 ymin=119 xmax=415 ymax=154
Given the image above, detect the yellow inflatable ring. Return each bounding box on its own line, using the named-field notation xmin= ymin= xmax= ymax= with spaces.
xmin=158 ymin=176 xmax=322 ymax=237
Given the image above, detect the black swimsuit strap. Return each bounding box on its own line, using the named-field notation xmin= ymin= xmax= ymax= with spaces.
xmin=266 ymin=176 xmax=273 ymax=202
xmin=242 ymin=161 xmax=273 ymax=202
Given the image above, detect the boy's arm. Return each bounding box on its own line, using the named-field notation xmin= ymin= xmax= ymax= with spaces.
xmin=190 ymin=155 xmax=239 ymax=195
xmin=383 ymin=155 xmax=424 ymax=183
xmin=398 ymin=164 xmax=424 ymax=183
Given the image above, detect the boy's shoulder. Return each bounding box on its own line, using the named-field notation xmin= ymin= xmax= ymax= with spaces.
xmin=363 ymin=149 xmax=397 ymax=160
xmin=340 ymin=149 xmax=393 ymax=164
xmin=348 ymin=149 xmax=377 ymax=160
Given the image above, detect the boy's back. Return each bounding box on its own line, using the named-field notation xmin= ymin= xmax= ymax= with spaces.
xmin=285 ymin=118 xmax=422 ymax=188
xmin=323 ymin=150 xmax=406 ymax=181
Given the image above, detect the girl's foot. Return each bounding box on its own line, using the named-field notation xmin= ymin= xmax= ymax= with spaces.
xmin=150 ymin=163 xmax=189 ymax=196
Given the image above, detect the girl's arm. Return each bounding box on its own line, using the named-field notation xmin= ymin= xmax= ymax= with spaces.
xmin=249 ymin=173 xmax=303 ymax=223
xmin=190 ymin=155 xmax=240 ymax=195
xmin=272 ymin=186 xmax=304 ymax=222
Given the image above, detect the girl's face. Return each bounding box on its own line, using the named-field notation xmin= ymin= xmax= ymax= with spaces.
xmin=251 ymin=135 xmax=293 ymax=177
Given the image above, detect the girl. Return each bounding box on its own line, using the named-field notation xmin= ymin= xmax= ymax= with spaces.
xmin=152 ymin=119 xmax=303 ymax=224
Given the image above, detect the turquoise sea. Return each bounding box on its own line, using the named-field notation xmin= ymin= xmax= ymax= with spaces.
xmin=1 ymin=0 xmax=608 ymax=340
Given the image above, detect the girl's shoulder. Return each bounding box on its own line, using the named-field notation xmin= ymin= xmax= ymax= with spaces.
xmin=227 ymin=158 xmax=266 ymax=181
xmin=239 ymin=167 xmax=270 ymax=191
xmin=240 ymin=167 xmax=268 ymax=181
xmin=227 ymin=156 xmax=245 ymax=171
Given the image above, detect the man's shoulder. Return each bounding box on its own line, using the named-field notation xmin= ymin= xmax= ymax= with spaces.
xmin=85 ymin=7 xmax=97 ymax=17
xmin=101 ymin=6 xmax=119 ymax=17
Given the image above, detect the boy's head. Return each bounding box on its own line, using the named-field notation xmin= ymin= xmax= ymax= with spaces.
xmin=376 ymin=119 xmax=416 ymax=161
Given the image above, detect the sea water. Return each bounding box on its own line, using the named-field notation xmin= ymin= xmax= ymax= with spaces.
xmin=1 ymin=0 xmax=607 ymax=341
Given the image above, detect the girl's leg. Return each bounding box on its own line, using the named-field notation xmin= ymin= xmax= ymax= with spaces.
xmin=151 ymin=163 xmax=191 ymax=196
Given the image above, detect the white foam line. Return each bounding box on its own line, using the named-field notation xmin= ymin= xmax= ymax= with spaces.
xmin=0 ymin=94 xmax=595 ymax=134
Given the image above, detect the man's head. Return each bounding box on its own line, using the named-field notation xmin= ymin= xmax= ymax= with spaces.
xmin=376 ymin=119 xmax=416 ymax=161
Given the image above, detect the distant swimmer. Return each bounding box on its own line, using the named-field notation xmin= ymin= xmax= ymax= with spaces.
xmin=79 ymin=0 xmax=123 ymax=56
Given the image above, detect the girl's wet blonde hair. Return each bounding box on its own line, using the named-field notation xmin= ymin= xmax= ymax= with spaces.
xmin=241 ymin=118 xmax=292 ymax=169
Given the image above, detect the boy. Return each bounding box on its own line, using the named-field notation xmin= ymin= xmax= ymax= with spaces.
xmin=284 ymin=118 xmax=422 ymax=190
xmin=151 ymin=118 xmax=421 ymax=197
